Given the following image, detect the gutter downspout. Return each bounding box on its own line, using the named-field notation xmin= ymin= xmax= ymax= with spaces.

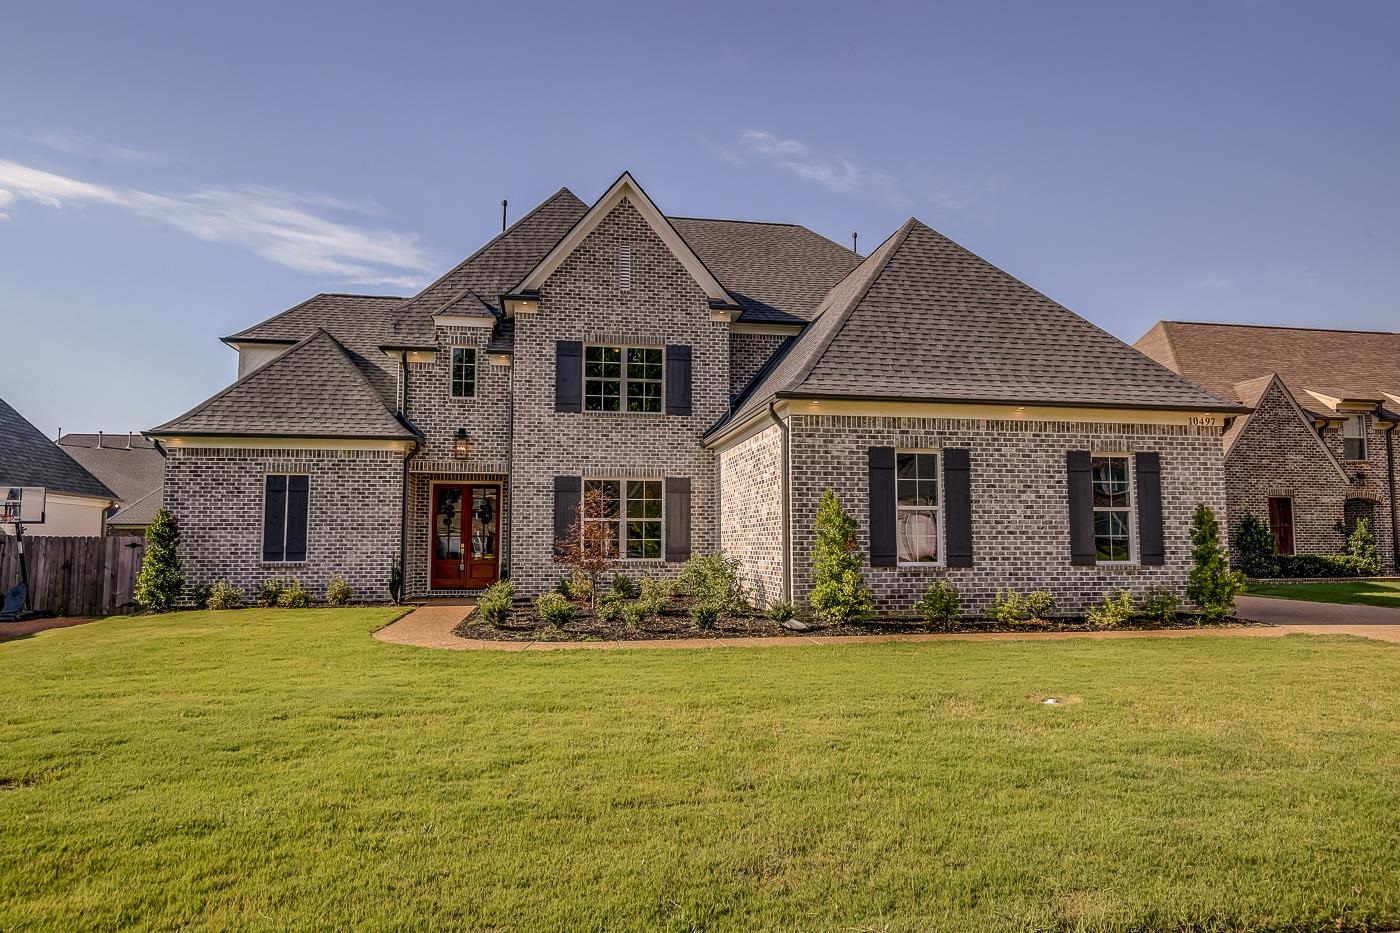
xmin=1386 ymin=418 xmax=1399 ymax=573
xmin=766 ymin=400 xmax=792 ymax=603
xmin=504 ymin=352 xmax=515 ymax=579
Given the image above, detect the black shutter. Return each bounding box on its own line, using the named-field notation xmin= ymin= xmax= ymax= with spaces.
xmin=1067 ymin=450 xmax=1096 ymax=566
xmin=665 ymin=345 xmax=692 ymax=416
xmin=664 ymin=476 xmax=691 ymax=562
xmin=262 ymin=475 xmax=287 ymax=562
xmin=943 ymin=448 xmax=973 ymax=567
xmin=555 ymin=341 xmax=582 ymax=413
xmin=1135 ymin=451 xmax=1165 ymax=566
xmin=868 ymin=446 xmax=897 ymax=567
xmin=553 ymin=475 xmax=581 ymax=558
xmin=284 ymin=475 xmax=309 ymax=562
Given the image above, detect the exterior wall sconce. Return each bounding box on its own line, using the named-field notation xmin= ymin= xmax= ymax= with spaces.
xmin=454 ymin=428 xmax=469 ymax=460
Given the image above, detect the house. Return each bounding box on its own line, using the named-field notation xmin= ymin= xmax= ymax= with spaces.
xmin=0 ymin=397 xmax=116 ymax=536
xmin=1135 ymin=321 xmax=1400 ymax=571
xmin=57 ymin=432 xmax=166 ymax=536
xmin=149 ymin=173 xmax=1242 ymax=610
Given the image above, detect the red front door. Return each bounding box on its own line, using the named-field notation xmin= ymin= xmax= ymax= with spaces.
xmin=431 ymin=484 xmax=500 ymax=589
xmin=1268 ymin=497 xmax=1295 ymax=556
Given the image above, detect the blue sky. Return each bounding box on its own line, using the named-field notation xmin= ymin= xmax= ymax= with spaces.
xmin=2 ymin=0 xmax=1397 ymax=434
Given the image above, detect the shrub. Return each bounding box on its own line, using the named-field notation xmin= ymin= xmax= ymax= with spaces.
xmin=276 ymin=578 xmax=312 ymax=609
xmin=556 ymin=574 xmax=595 ymax=603
xmin=1276 ymin=553 xmax=1369 ymax=578
xmin=621 ymin=601 xmax=651 ymax=628
xmin=808 ymin=489 xmax=874 ymax=623
xmin=206 ymin=580 xmax=244 ymax=610
xmin=134 ymin=507 xmax=184 ymax=612
xmin=1086 ymin=589 xmax=1134 ymax=627
xmin=185 ymin=583 xmax=212 ymax=610
xmin=594 ymin=592 xmax=623 ymax=623
xmin=764 ymin=600 xmax=796 ymax=623
xmin=915 ymin=581 xmax=960 ymax=625
xmin=677 ymin=553 xmax=748 ymax=614
xmin=1188 ymin=503 xmax=1245 ymax=620
xmin=535 ymin=592 xmax=575 ymax=626
xmin=478 ymin=579 xmax=514 ymax=626
xmin=1142 ymin=585 xmax=1179 ymax=623
xmin=1232 ymin=512 xmax=1279 ymax=578
xmin=1347 ymin=517 xmax=1382 ymax=575
xmin=690 ymin=601 xmax=721 ymax=629
xmin=988 ymin=589 xmax=1027 ymax=625
xmin=257 ymin=577 xmax=287 ymax=608
xmin=637 ymin=577 xmax=672 ymax=615
xmin=388 ymin=559 xmax=403 ymax=604
xmin=325 ymin=574 xmax=352 ymax=607
xmin=1024 ymin=589 xmax=1056 ymax=620
xmin=610 ymin=572 xmax=641 ymax=599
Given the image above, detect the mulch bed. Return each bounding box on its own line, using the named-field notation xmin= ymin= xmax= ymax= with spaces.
xmin=452 ymin=603 xmax=1265 ymax=643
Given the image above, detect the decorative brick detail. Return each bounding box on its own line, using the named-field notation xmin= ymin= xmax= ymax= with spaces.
xmin=719 ymin=422 xmax=786 ymax=604
xmin=1224 ymin=380 xmax=1394 ymax=567
xmin=782 ymin=415 xmax=1227 ymax=613
xmin=164 ymin=446 xmax=403 ymax=599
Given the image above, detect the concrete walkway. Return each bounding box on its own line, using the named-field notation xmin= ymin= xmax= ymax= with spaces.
xmin=373 ymin=598 xmax=1400 ymax=652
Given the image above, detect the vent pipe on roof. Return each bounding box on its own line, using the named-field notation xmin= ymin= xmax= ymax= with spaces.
xmin=501 ymin=199 xmax=508 ymax=233
xmin=852 ymin=232 xmax=859 ymax=256
xmin=127 ymin=431 xmax=133 ymax=449
xmin=97 ymin=430 xmax=104 ymax=448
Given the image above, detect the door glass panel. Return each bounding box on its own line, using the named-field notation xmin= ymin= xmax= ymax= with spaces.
xmin=471 ymin=487 xmax=498 ymax=560
xmin=435 ymin=487 xmax=462 ymax=560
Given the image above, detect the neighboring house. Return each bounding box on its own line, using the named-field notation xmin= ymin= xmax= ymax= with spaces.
xmin=0 ymin=398 xmax=116 ymax=536
xmin=1135 ymin=322 xmax=1400 ymax=571
xmin=149 ymin=172 xmax=1242 ymax=610
xmin=57 ymin=432 xmax=166 ymax=535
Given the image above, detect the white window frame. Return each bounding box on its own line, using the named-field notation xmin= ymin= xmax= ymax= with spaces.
xmin=1091 ymin=453 xmax=1136 ymax=565
xmin=895 ymin=448 xmax=944 ymax=567
xmin=582 ymin=477 xmax=664 ymax=561
xmin=583 ymin=345 xmax=664 ymax=414
xmin=449 ymin=346 xmax=477 ymax=399
xmin=1342 ymin=414 xmax=1367 ymax=461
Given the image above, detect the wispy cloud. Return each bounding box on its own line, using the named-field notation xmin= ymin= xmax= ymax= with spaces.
xmin=718 ymin=129 xmax=1000 ymax=215
xmin=13 ymin=130 xmax=165 ymax=163
xmin=0 ymin=159 xmax=433 ymax=286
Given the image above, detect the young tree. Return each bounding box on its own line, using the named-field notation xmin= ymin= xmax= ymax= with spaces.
xmin=1187 ymin=503 xmax=1245 ymax=621
xmin=1232 ymin=512 xmax=1279 ymax=579
xmin=808 ymin=488 xmax=874 ymax=623
xmin=134 ymin=506 xmax=185 ymax=612
xmin=1347 ymin=516 xmax=1381 ymax=575
xmin=556 ymin=485 xmax=618 ymax=609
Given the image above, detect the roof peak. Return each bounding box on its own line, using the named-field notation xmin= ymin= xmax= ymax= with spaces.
xmin=1163 ymin=320 xmax=1398 ymax=336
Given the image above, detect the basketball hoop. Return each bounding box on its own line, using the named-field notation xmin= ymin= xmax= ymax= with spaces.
xmin=1 ymin=487 xmax=47 ymax=621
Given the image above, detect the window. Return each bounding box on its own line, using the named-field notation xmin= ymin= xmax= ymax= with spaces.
xmin=1091 ymin=456 xmax=1133 ymax=562
xmin=583 ymin=478 xmax=663 ymax=559
xmin=450 ymin=347 xmax=476 ymax=398
xmin=584 ymin=345 xmax=662 ymax=413
xmin=1343 ymin=415 xmax=1367 ymax=461
xmin=262 ymin=475 xmax=309 ymax=563
xmin=895 ymin=451 xmax=940 ymax=563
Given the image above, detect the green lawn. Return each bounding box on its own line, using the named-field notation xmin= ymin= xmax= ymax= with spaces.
xmin=3 ymin=612 xmax=1399 ymax=932
xmin=1248 ymin=579 xmax=1400 ymax=608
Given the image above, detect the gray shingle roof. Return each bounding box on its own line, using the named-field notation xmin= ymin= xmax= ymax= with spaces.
xmin=0 ymin=398 xmax=115 ymax=500
xmin=106 ymin=486 xmax=163 ymax=527
xmin=719 ymin=219 xmax=1243 ymax=435
xmin=669 ymin=217 xmax=861 ymax=323
xmin=57 ymin=433 xmax=164 ymax=505
xmin=151 ymin=330 xmax=415 ymax=439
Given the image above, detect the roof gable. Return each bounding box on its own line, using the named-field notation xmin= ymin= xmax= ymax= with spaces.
xmin=509 ymin=173 xmax=739 ymax=314
xmin=150 ymin=330 xmax=414 ymax=440
xmin=0 ymin=398 xmax=115 ymax=500
xmin=1225 ymin=374 xmax=1349 ymax=481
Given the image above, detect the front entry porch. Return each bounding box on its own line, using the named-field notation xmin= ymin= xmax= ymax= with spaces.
xmin=406 ymin=471 xmax=508 ymax=597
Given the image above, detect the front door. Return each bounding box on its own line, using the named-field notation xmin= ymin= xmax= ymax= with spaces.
xmin=1268 ymin=496 xmax=1295 ymax=556
xmin=431 ymin=483 xmax=500 ymax=589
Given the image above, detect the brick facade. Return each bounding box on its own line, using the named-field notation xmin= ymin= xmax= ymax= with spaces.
xmin=1224 ymin=380 xmax=1395 ymax=568
xmin=777 ymin=414 xmax=1227 ymax=613
xmin=718 ymin=421 xmax=786 ymax=604
xmin=164 ymin=446 xmax=403 ymax=599
xmin=728 ymin=332 xmax=789 ymax=399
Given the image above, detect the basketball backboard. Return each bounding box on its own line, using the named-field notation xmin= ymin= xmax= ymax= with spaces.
xmin=1 ymin=487 xmax=45 ymax=524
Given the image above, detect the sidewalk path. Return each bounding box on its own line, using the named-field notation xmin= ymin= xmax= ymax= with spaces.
xmin=374 ymin=599 xmax=1400 ymax=651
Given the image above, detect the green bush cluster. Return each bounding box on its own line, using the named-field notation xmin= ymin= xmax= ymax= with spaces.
xmin=1085 ymin=589 xmax=1134 ymax=628
xmin=610 ymin=573 xmax=641 ymax=599
xmin=763 ymin=600 xmax=796 ymax=623
xmin=677 ymin=553 xmax=748 ymax=614
xmin=205 ymin=580 xmax=244 ymax=610
xmin=808 ymin=489 xmax=873 ymax=623
xmin=276 ymin=579 xmax=312 ymax=609
xmin=1232 ymin=513 xmax=1279 ymax=578
xmin=915 ymin=581 xmax=960 ymax=625
xmin=324 ymin=574 xmax=352 ymax=607
xmin=535 ymin=592 xmax=575 ymax=626
xmin=555 ymin=575 xmax=595 ymax=603
xmin=134 ymin=507 xmax=184 ymax=613
xmin=1188 ymin=504 xmax=1245 ymax=620
xmin=988 ymin=588 xmax=1055 ymax=625
xmin=1141 ymin=585 xmax=1179 ymax=623
xmin=257 ymin=578 xmax=287 ymax=608
xmin=1233 ymin=512 xmax=1381 ymax=580
xmin=478 ymin=579 xmax=514 ymax=625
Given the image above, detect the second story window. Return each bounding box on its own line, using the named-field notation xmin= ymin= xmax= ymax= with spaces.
xmin=450 ymin=347 xmax=476 ymax=398
xmin=1343 ymin=414 xmax=1367 ymax=461
xmin=584 ymin=346 xmax=662 ymax=413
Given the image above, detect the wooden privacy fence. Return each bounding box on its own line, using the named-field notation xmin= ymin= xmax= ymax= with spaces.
xmin=0 ymin=534 xmax=146 ymax=617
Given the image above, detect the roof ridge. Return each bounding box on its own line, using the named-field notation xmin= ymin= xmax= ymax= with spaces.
xmin=668 ymin=215 xmax=802 ymax=228
xmin=1163 ymin=320 xmax=1399 ymax=336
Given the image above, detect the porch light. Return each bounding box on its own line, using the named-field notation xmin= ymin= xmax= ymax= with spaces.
xmin=454 ymin=428 xmax=469 ymax=459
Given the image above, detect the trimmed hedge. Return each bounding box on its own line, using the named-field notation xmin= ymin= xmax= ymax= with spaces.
xmin=1275 ymin=553 xmax=1370 ymax=579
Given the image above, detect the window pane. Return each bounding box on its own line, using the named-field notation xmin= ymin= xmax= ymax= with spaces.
xmin=451 ymin=348 xmax=475 ymax=398
xmin=896 ymin=510 xmax=939 ymax=563
xmin=1094 ymin=509 xmax=1131 ymax=561
xmin=1092 ymin=457 xmax=1130 ymax=507
xmin=897 ymin=453 xmax=917 ymax=480
xmin=627 ymin=380 xmax=662 ymax=412
xmin=583 ymin=480 xmax=620 ymax=518
xmin=626 ymin=521 xmax=662 ymax=559
xmin=897 ymin=478 xmax=919 ymax=506
xmin=916 ymin=453 xmax=938 ymax=480
xmin=627 ymin=480 xmax=662 ymax=518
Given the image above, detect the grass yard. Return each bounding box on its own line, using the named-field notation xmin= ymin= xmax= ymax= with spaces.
xmin=3 ymin=612 xmax=1399 ymax=932
xmin=1248 ymin=579 xmax=1400 ymax=609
